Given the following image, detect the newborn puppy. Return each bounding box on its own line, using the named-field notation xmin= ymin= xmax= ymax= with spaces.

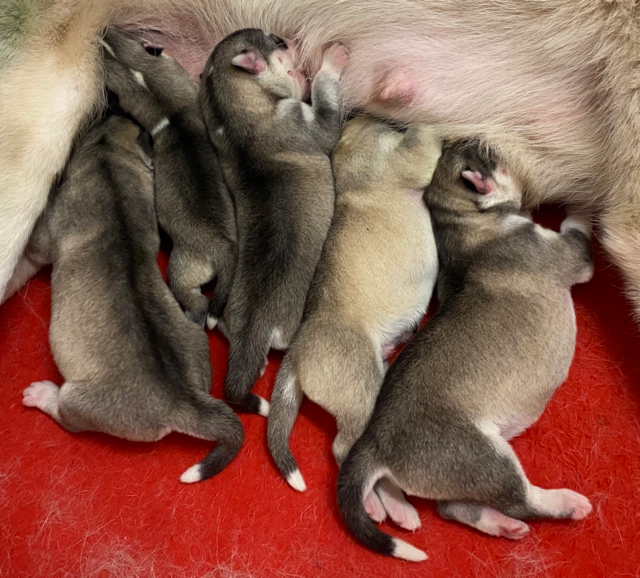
xmin=102 ymin=27 xmax=237 ymax=327
xmin=337 ymin=142 xmax=594 ymax=561
xmin=22 ymin=114 xmax=243 ymax=484
xmin=267 ymin=117 xmax=440 ymax=526
xmin=199 ymin=29 xmax=348 ymax=414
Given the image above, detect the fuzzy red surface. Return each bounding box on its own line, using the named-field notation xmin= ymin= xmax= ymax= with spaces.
xmin=2 ymin=208 xmax=640 ymax=578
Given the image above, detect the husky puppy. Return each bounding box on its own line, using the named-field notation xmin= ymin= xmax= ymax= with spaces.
xmin=21 ymin=113 xmax=243 ymax=484
xmin=267 ymin=117 xmax=440 ymax=524
xmin=4 ymin=1 xmax=640 ymax=326
xmin=199 ymin=29 xmax=348 ymax=415
xmin=337 ymin=142 xmax=595 ymax=561
xmin=101 ymin=27 xmax=237 ymax=327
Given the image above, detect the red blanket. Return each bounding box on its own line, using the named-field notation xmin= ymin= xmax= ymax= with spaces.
xmin=1 ymin=213 xmax=638 ymax=577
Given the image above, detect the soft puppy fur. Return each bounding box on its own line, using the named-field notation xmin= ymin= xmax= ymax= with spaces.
xmin=267 ymin=116 xmax=440 ymax=513
xmin=21 ymin=113 xmax=243 ymax=484
xmin=5 ymin=1 xmax=640 ymax=325
xmin=337 ymin=141 xmax=595 ymax=562
xmin=199 ymin=29 xmax=348 ymax=414
xmin=101 ymin=27 xmax=237 ymax=328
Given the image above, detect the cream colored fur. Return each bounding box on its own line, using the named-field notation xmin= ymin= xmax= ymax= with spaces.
xmin=3 ymin=0 xmax=640 ymax=316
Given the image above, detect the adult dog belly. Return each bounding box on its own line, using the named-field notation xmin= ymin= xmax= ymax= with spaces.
xmin=123 ymin=0 xmax=616 ymax=204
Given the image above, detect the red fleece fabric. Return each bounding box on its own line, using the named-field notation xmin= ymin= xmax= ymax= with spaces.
xmin=1 ymin=207 xmax=640 ymax=578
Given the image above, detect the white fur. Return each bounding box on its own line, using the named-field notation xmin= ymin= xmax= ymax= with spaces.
xmin=286 ymin=468 xmax=307 ymax=492
xmin=180 ymin=464 xmax=202 ymax=483
xmin=130 ymin=69 xmax=148 ymax=89
xmin=391 ymin=538 xmax=427 ymax=562
xmin=150 ymin=117 xmax=170 ymax=136
xmin=257 ymin=396 xmax=270 ymax=417
xmin=534 ymin=224 xmax=558 ymax=241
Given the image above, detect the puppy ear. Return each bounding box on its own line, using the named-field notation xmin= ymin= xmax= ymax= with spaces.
xmin=461 ymin=170 xmax=495 ymax=195
xmin=231 ymin=51 xmax=267 ymax=74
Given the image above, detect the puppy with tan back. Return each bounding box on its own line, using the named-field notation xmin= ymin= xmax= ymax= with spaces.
xmin=267 ymin=117 xmax=440 ymax=530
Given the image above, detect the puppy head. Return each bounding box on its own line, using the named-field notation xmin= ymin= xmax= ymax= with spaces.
xmin=92 ymin=115 xmax=154 ymax=171
xmin=430 ymin=140 xmax=523 ymax=211
xmin=205 ymin=29 xmax=309 ymax=101
xmin=332 ymin=115 xmax=408 ymax=189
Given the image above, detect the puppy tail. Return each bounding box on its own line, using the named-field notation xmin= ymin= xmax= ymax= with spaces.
xmin=224 ymin=321 xmax=271 ymax=416
xmin=175 ymin=393 xmax=245 ymax=483
xmin=337 ymin=442 xmax=427 ymax=562
xmin=267 ymin=358 xmax=306 ymax=491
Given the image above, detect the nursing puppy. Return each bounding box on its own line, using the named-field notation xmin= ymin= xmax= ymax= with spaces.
xmin=337 ymin=142 xmax=594 ymax=561
xmin=21 ymin=114 xmax=243 ymax=484
xmin=101 ymin=27 xmax=237 ymax=327
xmin=5 ymin=2 xmax=640 ymax=327
xmin=199 ymin=29 xmax=348 ymax=414
xmin=267 ymin=117 xmax=440 ymax=514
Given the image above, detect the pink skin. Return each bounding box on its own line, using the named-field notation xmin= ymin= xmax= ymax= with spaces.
xmin=375 ymin=69 xmax=416 ymax=106
xmin=461 ymin=169 xmax=496 ymax=194
xmin=287 ymin=68 xmax=311 ymax=100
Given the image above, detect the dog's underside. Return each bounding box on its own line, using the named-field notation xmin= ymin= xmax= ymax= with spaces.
xmin=1 ymin=0 xmax=639 ymax=318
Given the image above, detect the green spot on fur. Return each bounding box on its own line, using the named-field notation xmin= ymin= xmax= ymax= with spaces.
xmin=0 ymin=0 xmax=56 ymax=67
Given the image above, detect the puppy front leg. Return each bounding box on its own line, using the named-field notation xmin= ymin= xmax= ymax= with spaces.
xmin=308 ymin=43 xmax=349 ymax=141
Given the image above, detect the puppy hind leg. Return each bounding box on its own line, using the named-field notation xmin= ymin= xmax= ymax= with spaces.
xmin=438 ymin=501 xmax=529 ymax=539
xmin=481 ymin=426 xmax=592 ymax=523
xmin=374 ymin=478 xmax=421 ymax=531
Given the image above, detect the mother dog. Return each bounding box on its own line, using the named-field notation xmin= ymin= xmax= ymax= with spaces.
xmin=1 ymin=0 xmax=638 ymax=319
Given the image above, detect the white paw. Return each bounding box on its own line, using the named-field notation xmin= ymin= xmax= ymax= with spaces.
xmin=377 ymin=483 xmax=421 ymax=531
xmin=558 ymin=489 xmax=593 ymax=520
xmin=322 ymin=43 xmax=349 ymax=75
xmin=22 ymin=381 xmax=59 ymax=410
xmin=477 ymin=506 xmax=530 ymax=539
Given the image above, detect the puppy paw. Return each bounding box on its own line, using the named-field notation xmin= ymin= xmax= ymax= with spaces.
xmin=322 ymin=43 xmax=350 ymax=75
xmin=477 ymin=507 xmax=530 ymax=540
xmin=560 ymin=214 xmax=592 ymax=238
xmin=23 ymin=381 xmax=60 ymax=415
xmin=364 ymin=491 xmax=387 ymax=523
xmin=558 ymin=489 xmax=593 ymax=520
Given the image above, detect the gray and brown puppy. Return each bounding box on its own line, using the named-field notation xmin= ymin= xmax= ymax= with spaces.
xmin=21 ymin=113 xmax=243 ymax=484
xmin=337 ymin=141 xmax=594 ymax=561
xmin=101 ymin=27 xmax=236 ymax=327
xmin=199 ymin=29 xmax=349 ymax=415
xmin=267 ymin=116 xmax=440 ymax=526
